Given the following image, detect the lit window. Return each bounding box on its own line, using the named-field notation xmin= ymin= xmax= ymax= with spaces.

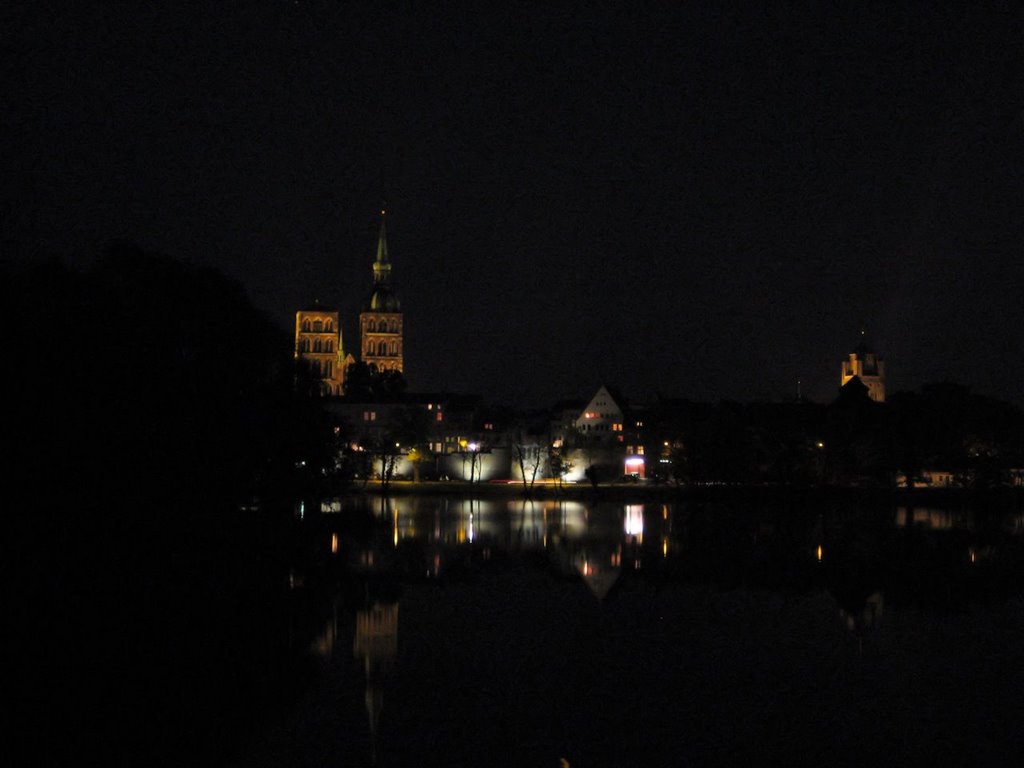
xmin=436 ymin=411 xmax=443 ymax=422
xmin=484 ymin=422 xmax=493 ymax=431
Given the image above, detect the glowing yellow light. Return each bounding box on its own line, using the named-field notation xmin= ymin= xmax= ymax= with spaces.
xmin=816 ymin=545 xmax=823 ymax=562
xmin=662 ymin=538 xmax=668 ymax=557
xmin=970 ymin=549 xmax=976 ymax=563
xmin=331 ymin=533 xmax=338 ymax=554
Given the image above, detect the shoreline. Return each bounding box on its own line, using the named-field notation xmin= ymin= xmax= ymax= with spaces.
xmin=325 ymin=480 xmax=1024 ymax=507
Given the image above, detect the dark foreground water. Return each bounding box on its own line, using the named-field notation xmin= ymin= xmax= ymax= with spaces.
xmin=224 ymin=496 xmax=1024 ymax=768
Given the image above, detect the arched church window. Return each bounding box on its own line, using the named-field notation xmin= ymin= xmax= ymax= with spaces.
xmin=302 ymin=319 xmax=311 ymax=332
xmin=324 ymin=319 xmax=333 ymax=332
xmin=389 ymin=341 xmax=397 ymax=355
xmin=313 ymin=320 xmax=323 ymax=333
xmin=368 ymin=319 xmax=377 ymax=333
xmin=378 ymin=341 xmax=387 ymax=356
xmin=325 ymin=340 xmax=332 ymax=352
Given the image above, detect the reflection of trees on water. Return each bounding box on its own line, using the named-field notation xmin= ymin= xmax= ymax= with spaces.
xmin=838 ymin=591 xmax=884 ymax=655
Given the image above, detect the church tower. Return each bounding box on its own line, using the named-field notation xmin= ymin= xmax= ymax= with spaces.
xmin=294 ymin=302 xmax=348 ymax=396
xmin=359 ymin=210 xmax=404 ymax=374
xmin=841 ymin=331 xmax=886 ymax=402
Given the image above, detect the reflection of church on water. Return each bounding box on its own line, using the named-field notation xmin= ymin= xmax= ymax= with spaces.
xmin=354 ymin=600 xmax=398 ymax=764
xmin=309 ymin=551 xmax=400 ymax=766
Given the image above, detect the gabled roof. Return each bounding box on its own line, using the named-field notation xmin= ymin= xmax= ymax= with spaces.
xmin=575 ymin=385 xmax=629 ymax=424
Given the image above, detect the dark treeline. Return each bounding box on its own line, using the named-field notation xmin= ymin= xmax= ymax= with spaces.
xmin=7 ymin=243 xmax=333 ymax=505
xmin=6 ymin=244 xmax=334 ymax=766
xmin=643 ymin=378 xmax=1024 ymax=489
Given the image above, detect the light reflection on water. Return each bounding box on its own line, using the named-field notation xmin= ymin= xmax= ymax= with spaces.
xmin=251 ymin=497 xmax=1024 ymax=767
xmin=894 ymin=506 xmax=974 ymax=529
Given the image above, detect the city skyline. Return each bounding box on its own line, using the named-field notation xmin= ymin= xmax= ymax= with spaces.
xmin=5 ymin=4 xmax=1023 ymax=407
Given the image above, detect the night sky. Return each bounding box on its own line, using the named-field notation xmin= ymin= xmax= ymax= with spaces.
xmin=5 ymin=3 xmax=1023 ymax=407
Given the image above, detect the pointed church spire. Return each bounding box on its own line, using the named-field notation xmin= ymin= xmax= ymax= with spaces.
xmin=360 ymin=205 xmax=404 ymax=374
xmin=376 ymin=209 xmax=389 ymax=264
xmin=373 ymin=208 xmax=391 ymax=286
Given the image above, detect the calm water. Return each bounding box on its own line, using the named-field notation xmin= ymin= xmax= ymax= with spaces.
xmin=233 ymin=497 xmax=1024 ymax=768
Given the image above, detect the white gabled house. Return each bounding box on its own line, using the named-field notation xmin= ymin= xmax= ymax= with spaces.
xmin=574 ymin=385 xmax=627 ymax=439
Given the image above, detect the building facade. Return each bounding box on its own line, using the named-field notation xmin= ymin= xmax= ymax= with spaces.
xmin=359 ymin=211 xmax=404 ymax=374
xmin=294 ymin=305 xmax=350 ymax=396
xmin=841 ymin=334 xmax=886 ymax=402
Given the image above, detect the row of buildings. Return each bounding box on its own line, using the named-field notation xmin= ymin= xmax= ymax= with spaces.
xmin=295 ymin=213 xmax=902 ymax=484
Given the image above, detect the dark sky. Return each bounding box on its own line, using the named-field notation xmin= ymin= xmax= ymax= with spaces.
xmin=5 ymin=2 xmax=1024 ymax=407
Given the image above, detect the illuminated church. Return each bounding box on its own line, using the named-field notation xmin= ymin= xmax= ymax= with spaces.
xmin=359 ymin=212 xmax=404 ymax=374
xmin=294 ymin=210 xmax=404 ymax=395
xmin=841 ymin=332 xmax=885 ymax=402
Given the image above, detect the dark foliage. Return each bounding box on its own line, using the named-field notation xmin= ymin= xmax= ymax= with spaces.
xmin=343 ymin=359 xmax=408 ymax=399
xmin=6 ymin=245 xmax=334 ymax=766
xmin=641 ymin=384 xmax=1023 ymax=488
